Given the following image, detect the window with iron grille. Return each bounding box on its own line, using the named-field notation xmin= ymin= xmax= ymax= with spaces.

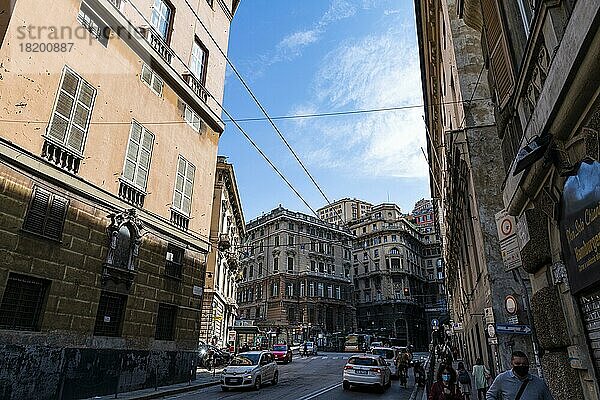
xmin=0 ymin=273 xmax=50 ymax=331
xmin=22 ymin=186 xmax=69 ymax=241
xmin=155 ymin=303 xmax=177 ymax=340
xmin=165 ymin=244 xmax=184 ymax=279
xmin=94 ymin=291 xmax=127 ymax=337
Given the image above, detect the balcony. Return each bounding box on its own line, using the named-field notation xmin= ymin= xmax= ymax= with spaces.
xmin=170 ymin=209 xmax=189 ymax=231
xmin=41 ymin=140 xmax=82 ymax=174
xmin=138 ymin=26 xmax=173 ymax=64
xmin=182 ymin=73 xmax=209 ymax=103
xmin=118 ymin=180 xmax=145 ymax=207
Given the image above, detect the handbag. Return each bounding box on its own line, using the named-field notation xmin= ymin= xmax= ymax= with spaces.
xmin=514 ymin=379 xmax=529 ymax=400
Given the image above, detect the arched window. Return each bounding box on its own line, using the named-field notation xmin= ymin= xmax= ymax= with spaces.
xmin=389 ymin=247 xmax=400 ymax=255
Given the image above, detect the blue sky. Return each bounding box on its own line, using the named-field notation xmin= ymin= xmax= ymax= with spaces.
xmin=218 ymin=0 xmax=430 ymax=221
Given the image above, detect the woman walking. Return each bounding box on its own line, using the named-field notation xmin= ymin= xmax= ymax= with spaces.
xmin=428 ymin=364 xmax=462 ymax=400
xmin=472 ymin=358 xmax=490 ymax=400
xmin=457 ymin=361 xmax=471 ymax=399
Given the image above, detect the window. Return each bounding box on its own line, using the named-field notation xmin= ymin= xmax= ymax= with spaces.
xmin=77 ymin=1 xmax=109 ymax=46
xmin=287 ymin=257 xmax=294 ymax=273
xmin=122 ymin=120 xmax=154 ymax=191
xmin=0 ymin=273 xmax=49 ymax=331
xmin=310 ymin=260 xmax=316 ymax=272
xmin=258 ymin=262 xmax=263 ymax=276
xmin=390 ymin=248 xmax=400 ymax=255
xmin=373 ymin=249 xmax=379 ymax=258
xmin=327 ymin=285 xmax=333 ymax=298
xmin=190 ymin=38 xmax=208 ymax=83
xmin=300 ymin=282 xmax=305 ymax=297
xmin=249 ymin=265 xmax=254 ymax=278
xmin=271 ymin=281 xmax=279 ymax=297
xmin=288 ymin=235 xmax=294 ymax=246
xmin=318 ymin=262 xmax=325 ymax=273
xmin=317 ymin=283 xmax=324 ymax=297
xmin=165 ymin=244 xmax=184 ymax=278
xmin=275 ymin=223 xmax=279 ymax=230
xmin=22 ymin=187 xmax=69 ymax=241
xmin=141 ymin=64 xmax=164 ymax=96
xmin=150 ymin=0 xmax=173 ymax=40
xmin=155 ymin=303 xmax=177 ymax=340
xmin=309 ymin=282 xmax=315 ymax=297
xmin=183 ymin=103 xmax=203 ymax=132
xmin=274 ymin=235 xmax=280 ymax=247
xmin=335 ymin=286 xmax=341 ymax=299
xmin=391 ymin=235 xmax=397 ymax=242
xmin=259 ymin=241 xmax=264 ymax=253
xmin=288 ymin=223 xmax=294 ymax=231
xmin=273 ymin=258 xmax=279 ymax=272
xmin=46 ymin=66 xmax=96 ymax=157
xmin=172 ymin=156 xmax=195 ymax=216
xmin=94 ymin=291 xmax=127 ymax=337
xmin=286 ymin=283 xmax=294 ymax=297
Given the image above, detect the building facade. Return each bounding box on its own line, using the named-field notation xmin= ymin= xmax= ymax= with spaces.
xmin=237 ymin=206 xmax=356 ymax=348
xmin=317 ymin=198 xmax=373 ymax=226
xmin=411 ymin=198 xmax=435 ymax=233
xmin=416 ymin=0 xmax=600 ymax=398
xmin=415 ymin=0 xmax=537 ymax=377
xmin=348 ymin=204 xmax=438 ymax=351
xmin=201 ymin=156 xmax=245 ymax=348
xmin=0 ymin=0 xmax=238 ymax=398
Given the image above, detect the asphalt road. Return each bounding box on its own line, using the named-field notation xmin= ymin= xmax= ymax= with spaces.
xmin=164 ymin=352 xmax=421 ymax=400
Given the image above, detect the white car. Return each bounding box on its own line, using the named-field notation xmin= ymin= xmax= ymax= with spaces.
xmin=342 ymin=354 xmax=391 ymax=393
xmin=371 ymin=347 xmax=399 ymax=378
xmin=221 ymin=351 xmax=278 ymax=391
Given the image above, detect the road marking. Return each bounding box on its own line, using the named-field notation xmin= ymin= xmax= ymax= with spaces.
xmin=321 ymin=356 xmax=328 ymax=359
xmin=296 ymin=382 xmax=341 ymax=400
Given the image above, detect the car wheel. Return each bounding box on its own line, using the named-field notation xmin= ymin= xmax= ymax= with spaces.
xmin=221 ymin=386 xmax=228 ymax=392
xmin=376 ymin=384 xmax=385 ymax=394
xmin=253 ymin=376 xmax=261 ymax=391
xmin=342 ymin=381 xmax=350 ymax=390
xmin=272 ymin=371 xmax=279 ymax=385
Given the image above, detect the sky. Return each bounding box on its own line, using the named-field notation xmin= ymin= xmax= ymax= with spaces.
xmin=218 ymin=0 xmax=430 ymax=222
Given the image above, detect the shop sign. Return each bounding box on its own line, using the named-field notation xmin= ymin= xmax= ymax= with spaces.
xmin=560 ymin=161 xmax=600 ymax=294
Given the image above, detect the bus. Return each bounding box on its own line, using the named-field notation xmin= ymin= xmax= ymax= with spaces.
xmin=344 ymin=334 xmax=370 ymax=352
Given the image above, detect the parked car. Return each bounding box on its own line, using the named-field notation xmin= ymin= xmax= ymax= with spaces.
xmin=221 ymin=351 xmax=278 ymax=391
xmin=272 ymin=344 xmax=293 ymax=363
xmin=370 ymin=347 xmax=399 ymax=378
xmin=342 ymin=354 xmax=391 ymax=393
xmin=369 ymin=341 xmax=383 ymax=350
xmin=198 ymin=345 xmax=231 ymax=369
xmin=303 ymin=341 xmax=318 ymax=356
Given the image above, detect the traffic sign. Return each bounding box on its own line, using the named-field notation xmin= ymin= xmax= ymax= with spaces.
xmin=505 ymin=295 xmax=518 ymax=315
xmin=496 ymin=323 xmax=532 ymax=335
xmin=431 ymin=318 xmax=439 ymax=327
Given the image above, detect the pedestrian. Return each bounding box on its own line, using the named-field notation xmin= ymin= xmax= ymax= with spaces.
xmin=486 ymin=351 xmax=554 ymax=400
xmin=429 ymin=364 xmax=462 ymax=400
xmin=303 ymin=341 xmax=308 ymax=357
xmin=472 ymin=358 xmax=490 ymax=400
xmin=457 ymin=361 xmax=471 ymax=400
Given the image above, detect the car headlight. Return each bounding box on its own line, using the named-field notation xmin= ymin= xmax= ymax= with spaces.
xmin=245 ymin=374 xmax=253 ymax=379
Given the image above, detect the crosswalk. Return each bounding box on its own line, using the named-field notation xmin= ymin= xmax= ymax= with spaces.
xmin=296 ymin=355 xmax=345 ymax=361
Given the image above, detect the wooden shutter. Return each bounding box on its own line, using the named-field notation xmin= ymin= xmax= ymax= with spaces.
xmin=141 ymin=64 xmax=152 ymax=85
xmin=182 ymin=161 xmax=195 ymax=215
xmin=47 ymin=67 xmax=96 ymax=154
xmin=123 ymin=121 xmax=154 ymax=190
xmin=136 ymin=128 xmax=154 ymax=189
xmin=481 ymin=0 xmax=514 ymax=107
xmin=23 ymin=187 xmax=68 ymax=240
xmin=123 ymin=121 xmax=141 ymax=182
xmin=173 ymin=156 xmax=186 ymax=211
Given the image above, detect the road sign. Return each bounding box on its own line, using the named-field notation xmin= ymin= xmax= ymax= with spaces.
xmin=496 ymin=323 xmax=532 ymax=335
xmin=431 ymin=318 xmax=439 ymax=327
xmin=505 ymin=295 xmax=518 ymax=315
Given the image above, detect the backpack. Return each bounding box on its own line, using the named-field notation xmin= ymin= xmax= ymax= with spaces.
xmin=458 ymin=369 xmax=471 ymax=384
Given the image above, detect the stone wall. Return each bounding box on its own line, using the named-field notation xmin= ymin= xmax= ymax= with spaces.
xmin=0 ymin=163 xmax=205 ymax=399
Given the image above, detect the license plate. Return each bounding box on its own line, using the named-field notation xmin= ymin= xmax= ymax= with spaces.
xmin=355 ymin=369 xmax=368 ymax=375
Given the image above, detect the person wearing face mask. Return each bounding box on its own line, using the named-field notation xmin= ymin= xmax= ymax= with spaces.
xmin=429 ymin=364 xmax=462 ymax=400
xmin=486 ymin=351 xmax=554 ymax=400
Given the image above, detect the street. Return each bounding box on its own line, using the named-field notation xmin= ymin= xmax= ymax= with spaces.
xmin=165 ymin=353 xmax=420 ymax=400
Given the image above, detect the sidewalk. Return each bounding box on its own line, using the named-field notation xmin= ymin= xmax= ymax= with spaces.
xmin=90 ymin=367 xmax=223 ymax=400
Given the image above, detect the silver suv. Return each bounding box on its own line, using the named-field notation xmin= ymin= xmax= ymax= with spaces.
xmin=221 ymin=351 xmax=278 ymax=391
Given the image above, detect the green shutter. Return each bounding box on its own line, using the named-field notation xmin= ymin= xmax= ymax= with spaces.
xmin=135 ymin=128 xmax=154 ymax=189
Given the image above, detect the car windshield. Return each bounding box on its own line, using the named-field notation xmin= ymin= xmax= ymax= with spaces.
xmin=230 ymin=354 xmax=260 ymax=366
xmin=372 ymin=349 xmax=395 ymax=359
xmin=273 ymin=345 xmax=287 ymax=351
xmin=348 ymin=357 xmax=378 ymax=366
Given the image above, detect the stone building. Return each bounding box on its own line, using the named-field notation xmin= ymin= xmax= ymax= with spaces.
xmin=416 ymin=0 xmax=600 ymax=398
xmin=0 ymin=0 xmax=239 ymax=398
xmin=237 ymin=206 xmax=356 ymax=347
xmin=415 ymin=0 xmax=535 ymax=376
xmin=200 ymin=156 xmax=245 ymax=348
xmin=348 ymin=203 xmax=438 ymax=351
xmin=411 ymin=198 xmax=435 ymax=234
xmin=317 ymin=198 xmax=373 ymax=226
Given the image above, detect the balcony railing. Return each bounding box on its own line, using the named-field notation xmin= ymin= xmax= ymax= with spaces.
xmin=170 ymin=209 xmax=190 ymax=231
xmin=138 ymin=26 xmax=173 ymax=64
xmin=41 ymin=140 xmax=82 ymax=174
xmin=182 ymin=73 xmax=209 ymax=103
xmin=118 ymin=180 xmax=145 ymax=207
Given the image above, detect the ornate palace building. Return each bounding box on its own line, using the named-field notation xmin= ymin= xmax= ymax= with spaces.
xmin=237 ymin=206 xmax=356 ymax=347
xmin=0 ymin=0 xmax=239 ymax=398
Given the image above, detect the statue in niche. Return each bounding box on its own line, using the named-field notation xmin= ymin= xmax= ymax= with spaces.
xmin=105 ymin=208 xmax=143 ymax=271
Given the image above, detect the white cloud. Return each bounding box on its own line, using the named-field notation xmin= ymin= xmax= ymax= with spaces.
xmin=289 ymin=27 xmax=428 ymax=178
xmin=278 ymin=30 xmax=320 ymax=55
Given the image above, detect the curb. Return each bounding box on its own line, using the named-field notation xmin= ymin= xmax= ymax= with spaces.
xmin=120 ymin=380 xmax=220 ymax=400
